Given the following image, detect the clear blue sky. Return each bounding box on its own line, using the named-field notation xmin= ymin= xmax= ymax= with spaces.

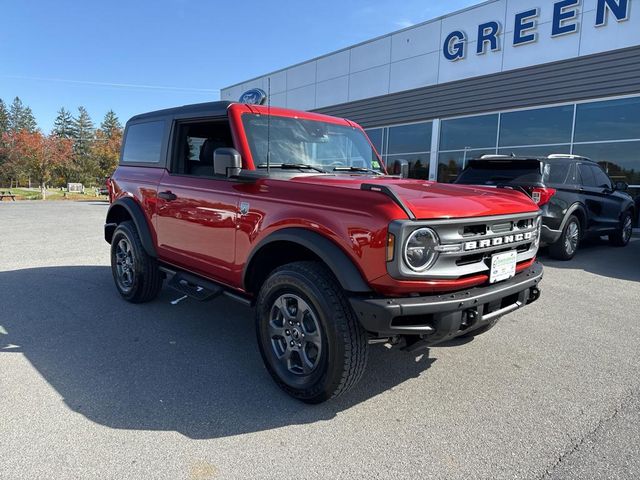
xmin=0 ymin=0 xmax=477 ymax=133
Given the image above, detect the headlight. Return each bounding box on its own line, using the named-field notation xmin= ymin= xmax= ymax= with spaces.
xmin=403 ymin=228 xmax=439 ymax=272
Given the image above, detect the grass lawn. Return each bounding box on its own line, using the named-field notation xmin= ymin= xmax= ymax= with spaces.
xmin=0 ymin=187 xmax=108 ymax=201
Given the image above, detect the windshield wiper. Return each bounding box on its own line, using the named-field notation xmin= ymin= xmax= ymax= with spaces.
xmin=257 ymin=163 xmax=327 ymax=173
xmin=332 ymin=166 xmax=383 ymax=175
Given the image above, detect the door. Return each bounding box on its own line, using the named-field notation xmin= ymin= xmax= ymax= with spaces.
xmin=577 ymin=162 xmax=615 ymax=232
xmin=589 ymin=164 xmax=623 ymax=231
xmin=155 ymin=119 xmax=239 ymax=285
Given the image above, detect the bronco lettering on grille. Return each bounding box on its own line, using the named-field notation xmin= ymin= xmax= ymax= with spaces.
xmin=463 ymin=231 xmax=533 ymax=251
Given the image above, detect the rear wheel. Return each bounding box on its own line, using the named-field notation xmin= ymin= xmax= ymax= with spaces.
xmin=549 ymin=215 xmax=580 ymax=261
xmin=255 ymin=261 xmax=368 ymax=403
xmin=609 ymin=211 xmax=633 ymax=247
xmin=110 ymin=221 xmax=163 ymax=303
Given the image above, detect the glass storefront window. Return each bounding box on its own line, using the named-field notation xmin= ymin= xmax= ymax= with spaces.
xmin=387 ymin=122 xmax=432 ymax=154
xmin=572 ymin=141 xmax=640 ymax=186
xmin=440 ymin=114 xmax=498 ymax=151
xmin=574 ymin=97 xmax=640 ymax=142
xmin=499 ymin=106 xmax=573 ymax=147
xmin=384 ymin=153 xmax=430 ymax=180
xmin=365 ymin=128 xmax=383 ymax=155
xmin=437 ymin=149 xmax=496 ymax=183
xmin=497 ymin=145 xmax=571 ymax=157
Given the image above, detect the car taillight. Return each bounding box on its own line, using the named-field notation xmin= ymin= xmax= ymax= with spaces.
xmin=530 ymin=187 xmax=556 ymax=206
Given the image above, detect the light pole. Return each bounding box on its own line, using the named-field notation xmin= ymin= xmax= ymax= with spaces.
xmin=462 ymin=146 xmax=471 ymax=170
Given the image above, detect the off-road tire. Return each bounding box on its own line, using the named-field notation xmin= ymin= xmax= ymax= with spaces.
xmin=609 ymin=210 xmax=633 ymax=247
xmin=255 ymin=261 xmax=368 ymax=403
xmin=548 ymin=215 xmax=580 ymax=261
xmin=110 ymin=221 xmax=163 ymax=303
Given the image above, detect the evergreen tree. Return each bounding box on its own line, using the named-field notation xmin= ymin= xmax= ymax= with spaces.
xmin=100 ymin=110 xmax=122 ymax=139
xmin=52 ymin=107 xmax=74 ymax=138
xmin=8 ymin=97 xmax=37 ymax=133
xmin=22 ymin=106 xmax=38 ymax=133
xmin=0 ymin=99 xmax=8 ymax=135
xmin=71 ymin=106 xmax=97 ymax=184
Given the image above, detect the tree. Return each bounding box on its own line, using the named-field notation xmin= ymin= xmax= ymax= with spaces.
xmin=0 ymin=99 xmax=8 ymax=135
xmin=52 ymin=107 xmax=74 ymax=138
xmin=0 ymin=130 xmax=72 ymax=198
xmin=8 ymin=97 xmax=38 ymax=133
xmin=93 ymin=110 xmax=123 ymax=179
xmin=71 ymin=106 xmax=97 ymax=184
xmin=100 ymin=110 xmax=122 ymax=138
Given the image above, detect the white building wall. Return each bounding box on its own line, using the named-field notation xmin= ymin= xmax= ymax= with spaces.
xmin=221 ymin=0 xmax=640 ymax=110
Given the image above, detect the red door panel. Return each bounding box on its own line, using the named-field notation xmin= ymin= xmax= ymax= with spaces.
xmin=155 ymin=171 xmax=239 ymax=285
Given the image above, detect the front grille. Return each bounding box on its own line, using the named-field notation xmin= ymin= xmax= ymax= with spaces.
xmin=388 ymin=212 xmax=541 ymax=280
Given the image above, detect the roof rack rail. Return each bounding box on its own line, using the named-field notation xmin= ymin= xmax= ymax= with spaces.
xmin=479 ymin=154 xmax=513 ymax=159
xmin=547 ymin=154 xmax=591 ymax=160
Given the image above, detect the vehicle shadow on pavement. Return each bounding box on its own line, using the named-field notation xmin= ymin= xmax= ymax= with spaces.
xmin=538 ymin=237 xmax=640 ymax=282
xmin=0 ymin=266 xmax=435 ymax=439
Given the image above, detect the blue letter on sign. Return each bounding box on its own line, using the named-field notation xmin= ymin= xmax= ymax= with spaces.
xmin=444 ymin=31 xmax=466 ymax=60
xmin=596 ymin=0 xmax=629 ymax=26
xmin=477 ymin=21 xmax=500 ymax=54
xmin=513 ymin=8 xmax=539 ymax=45
xmin=552 ymin=0 xmax=580 ymax=36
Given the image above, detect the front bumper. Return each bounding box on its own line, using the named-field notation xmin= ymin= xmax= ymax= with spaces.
xmin=349 ymin=262 xmax=543 ymax=346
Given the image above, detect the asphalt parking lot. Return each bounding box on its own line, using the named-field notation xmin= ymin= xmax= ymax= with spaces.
xmin=1 ymin=201 xmax=639 ymax=480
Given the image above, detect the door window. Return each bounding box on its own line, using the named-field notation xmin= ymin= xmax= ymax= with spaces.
xmin=589 ymin=165 xmax=613 ymax=189
xmin=578 ymin=163 xmax=597 ymax=187
xmin=172 ymin=121 xmax=234 ymax=176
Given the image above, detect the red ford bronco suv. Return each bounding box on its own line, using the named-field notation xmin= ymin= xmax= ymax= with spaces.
xmin=105 ymin=99 xmax=543 ymax=403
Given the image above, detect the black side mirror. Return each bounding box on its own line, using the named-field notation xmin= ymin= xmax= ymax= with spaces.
xmin=614 ymin=181 xmax=629 ymax=191
xmin=392 ymin=159 xmax=409 ymax=178
xmin=213 ymin=148 xmax=242 ymax=177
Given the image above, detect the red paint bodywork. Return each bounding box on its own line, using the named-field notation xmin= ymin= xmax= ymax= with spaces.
xmin=110 ymin=103 xmax=539 ymax=297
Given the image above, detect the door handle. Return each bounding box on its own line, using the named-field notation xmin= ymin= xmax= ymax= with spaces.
xmin=158 ymin=191 xmax=177 ymax=201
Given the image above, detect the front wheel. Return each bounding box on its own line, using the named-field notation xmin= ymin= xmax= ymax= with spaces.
xmin=548 ymin=215 xmax=580 ymax=260
xmin=255 ymin=261 xmax=368 ymax=403
xmin=110 ymin=221 xmax=163 ymax=303
xmin=609 ymin=211 xmax=633 ymax=247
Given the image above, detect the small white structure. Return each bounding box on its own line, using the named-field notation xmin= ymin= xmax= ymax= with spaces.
xmin=67 ymin=183 xmax=85 ymax=194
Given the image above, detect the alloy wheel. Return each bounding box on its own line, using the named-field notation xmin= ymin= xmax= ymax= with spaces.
xmin=565 ymin=221 xmax=579 ymax=256
xmin=115 ymin=238 xmax=135 ymax=291
xmin=622 ymin=216 xmax=633 ymax=243
xmin=268 ymin=294 xmax=322 ymax=375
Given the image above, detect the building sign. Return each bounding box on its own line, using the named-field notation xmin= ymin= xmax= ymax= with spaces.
xmin=443 ymin=0 xmax=630 ymax=61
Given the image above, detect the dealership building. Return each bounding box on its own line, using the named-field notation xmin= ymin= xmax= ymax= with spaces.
xmin=222 ymin=0 xmax=640 ymax=198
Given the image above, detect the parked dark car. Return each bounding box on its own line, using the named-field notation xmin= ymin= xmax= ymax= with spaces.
xmin=454 ymin=154 xmax=635 ymax=260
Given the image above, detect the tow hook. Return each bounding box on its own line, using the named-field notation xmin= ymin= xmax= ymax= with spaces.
xmin=527 ymin=287 xmax=541 ymax=304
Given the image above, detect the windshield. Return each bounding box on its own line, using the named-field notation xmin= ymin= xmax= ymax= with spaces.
xmin=242 ymin=113 xmax=382 ymax=172
xmin=455 ymin=159 xmax=543 ymax=185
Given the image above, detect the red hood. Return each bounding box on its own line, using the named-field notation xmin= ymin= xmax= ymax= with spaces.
xmin=290 ymin=175 xmax=539 ymax=219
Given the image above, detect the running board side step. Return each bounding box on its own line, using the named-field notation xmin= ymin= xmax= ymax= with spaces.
xmin=159 ymin=266 xmax=251 ymax=305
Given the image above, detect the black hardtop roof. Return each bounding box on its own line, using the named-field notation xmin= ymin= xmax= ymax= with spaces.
xmin=127 ymin=101 xmax=234 ymax=123
xmin=470 ymin=154 xmax=595 ymax=164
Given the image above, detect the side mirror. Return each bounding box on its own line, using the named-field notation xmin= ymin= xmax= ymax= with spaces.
xmin=614 ymin=181 xmax=629 ymax=191
xmin=392 ymin=159 xmax=409 ymax=178
xmin=213 ymin=148 xmax=242 ymax=177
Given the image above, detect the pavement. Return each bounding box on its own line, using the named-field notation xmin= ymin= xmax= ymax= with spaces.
xmin=0 ymin=201 xmax=639 ymax=480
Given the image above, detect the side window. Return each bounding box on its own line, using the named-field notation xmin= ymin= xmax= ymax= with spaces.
xmin=578 ymin=163 xmax=597 ymax=187
xmin=121 ymin=121 xmax=165 ymax=164
xmin=590 ymin=165 xmax=613 ymax=189
xmin=172 ymin=120 xmax=234 ymax=176
xmin=544 ymin=162 xmax=577 ymax=185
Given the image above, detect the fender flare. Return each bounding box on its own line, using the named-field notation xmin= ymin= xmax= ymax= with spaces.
xmin=244 ymin=228 xmax=371 ymax=293
xmin=560 ymin=203 xmax=588 ymax=232
xmin=104 ymin=197 xmax=157 ymax=258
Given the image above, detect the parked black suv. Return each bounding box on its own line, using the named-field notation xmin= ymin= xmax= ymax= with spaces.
xmin=455 ymin=155 xmax=635 ymax=260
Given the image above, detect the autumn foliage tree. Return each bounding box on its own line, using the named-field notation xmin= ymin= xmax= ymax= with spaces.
xmin=0 ymin=131 xmax=73 ymax=199
xmin=0 ymin=97 xmax=123 ymax=191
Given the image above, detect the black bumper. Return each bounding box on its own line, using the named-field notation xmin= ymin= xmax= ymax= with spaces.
xmin=349 ymin=262 xmax=543 ymax=346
